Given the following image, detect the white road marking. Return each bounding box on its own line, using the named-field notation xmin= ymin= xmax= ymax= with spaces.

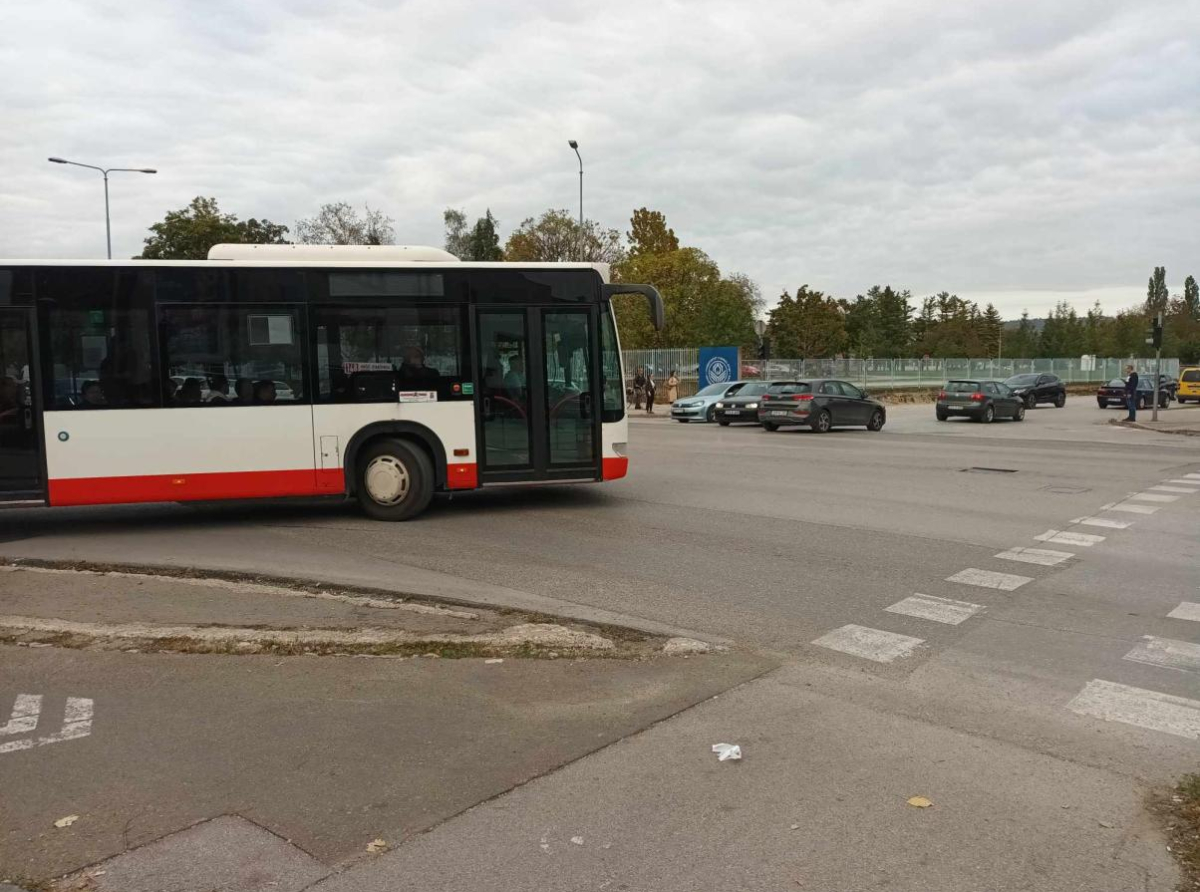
xmin=811 ymin=625 xmax=924 ymax=663
xmin=885 ymin=594 xmax=983 ymax=626
xmin=1129 ymin=492 xmax=1179 ymax=503
xmin=1183 ymin=473 xmax=1200 ymax=481
xmin=1100 ymin=502 xmax=1159 ymax=514
xmin=1067 ymin=679 xmax=1200 ymax=740
xmin=1034 ymin=530 xmax=1106 ymax=547
xmin=1166 ymin=479 xmax=1200 ymax=485
xmin=0 ymin=694 xmax=42 ymax=736
xmin=1149 ymin=485 xmax=1198 ymax=494
xmin=1124 ymin=636 xmax=1200 ymax=673
xmin=946 ymin=568 xmax=1032 ymax=591
xmin=0 ymin=697 xmax=94 ymax=755
xmin=995 ymin=547 xmax=1074 ymax=566
xmin=1069 ymin=516 xmax=1134 ymax=529
xmin=1167 ymin=602 xmax=1200 ymax=622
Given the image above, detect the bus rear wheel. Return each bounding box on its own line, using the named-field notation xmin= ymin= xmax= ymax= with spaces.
xmin=356 ymin=438 xmax=434 ymax=521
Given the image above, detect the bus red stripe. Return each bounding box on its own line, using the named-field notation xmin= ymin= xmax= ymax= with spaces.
xmin=602 ymin=457 xmax=629 ymax=480
xmin=446 ymin=462 xmax=478 ymax=490
xmin=48 ymin=469 xmax=346 ymax=506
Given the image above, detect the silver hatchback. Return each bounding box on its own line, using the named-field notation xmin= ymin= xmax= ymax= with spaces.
xmin=671 ymin=380 xmax=755 ymax=423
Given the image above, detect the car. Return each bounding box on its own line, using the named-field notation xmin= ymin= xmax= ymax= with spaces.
xmin=1096 ymin=377 xmax=1173 ymax=410
xmin=714 ymin=381 xmax=773 ymax=425
xmin=671 ymin=380 xmax=755 ymax=423
xmin=1003 ymin=373 xmax=1066 ymax=409
xmin=936 ymin=379 xmax=1025 ymax=423
xmin=757 ymin=379 xmax=886 ymax=433
xmin=1175 ymin=367 xmax=1199 ymax=404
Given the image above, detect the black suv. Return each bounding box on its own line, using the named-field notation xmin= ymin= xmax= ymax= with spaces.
xmin=1003 ymin=374 xmax=1066 ymax=409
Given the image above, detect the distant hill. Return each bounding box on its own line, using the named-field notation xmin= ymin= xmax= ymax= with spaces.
xmin=1003 ymin=317 xmax=1046 ymax=332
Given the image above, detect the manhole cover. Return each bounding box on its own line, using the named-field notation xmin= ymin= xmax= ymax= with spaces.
xmin=961 ymin=467 xmax=1018 ymax=474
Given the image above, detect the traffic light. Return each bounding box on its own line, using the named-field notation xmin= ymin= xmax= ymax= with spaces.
xmin=1150 ymin=314 xmax=1164 ymax=349
xmin=758 ymin=337 xmax=771 ymax=361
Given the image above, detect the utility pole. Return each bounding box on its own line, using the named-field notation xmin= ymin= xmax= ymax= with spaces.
xmin=1150 ymin=311 xmax=1164 ymax=422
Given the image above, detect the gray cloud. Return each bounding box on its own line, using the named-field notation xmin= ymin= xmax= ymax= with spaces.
xmin=2 ymin=0 xmax=1198 ymax=317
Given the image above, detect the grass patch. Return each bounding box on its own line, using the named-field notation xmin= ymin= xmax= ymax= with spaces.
xmin=1157 ymin=773 xmax=1200 ymax=889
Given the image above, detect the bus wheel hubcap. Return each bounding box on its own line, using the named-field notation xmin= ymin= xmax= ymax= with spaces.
xmin=366 ymin=456 xmax=410 ymax=505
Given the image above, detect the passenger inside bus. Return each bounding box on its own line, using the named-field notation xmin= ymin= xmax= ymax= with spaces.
xmin=207 ymin=374 xmax=230 ymax=403
xmin=80 ymin=380 xmax=107 ymax=407
xmin=253 ymin=380 xmax=277 ymax=404
xmin=398 ymin=346 xmax=439 ymax=384
xmin=233 ymin=378 xmax=253 ymax=404
xmin=0 ymin=376 xmax=19 ymax=420
xmin=176 ymin=378 xmax=203 ymax=405
xmin=504 ymin=356 xmax=527 ymax=397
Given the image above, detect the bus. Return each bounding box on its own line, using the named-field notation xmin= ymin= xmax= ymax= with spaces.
xmin=0 ymin=244 xmax=664 ymax=520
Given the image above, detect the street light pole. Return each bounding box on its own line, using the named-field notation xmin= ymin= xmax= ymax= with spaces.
xmin=568 ymin=140 xmax=582 ymax=260
xmin=48 ymin=157 xmax=157 ymax=259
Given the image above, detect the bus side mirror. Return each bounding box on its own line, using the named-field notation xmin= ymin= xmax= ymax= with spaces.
xmin=602 ymin=284 xmax=665 ymax=331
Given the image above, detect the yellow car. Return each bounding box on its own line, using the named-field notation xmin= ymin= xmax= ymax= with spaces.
xmin=1179 ymin=367 xmax=1200 ymax=404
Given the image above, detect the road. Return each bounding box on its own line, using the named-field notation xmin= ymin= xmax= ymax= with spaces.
xmin=1 ymin=399 xmax=1197 ymax=890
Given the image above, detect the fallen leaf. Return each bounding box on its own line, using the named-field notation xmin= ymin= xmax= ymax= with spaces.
xmin=906 ymin=797 xmax=933 ymax=809
xmin=790 ymin=823 xmax=800 ymax=830
xmin=366 ymin=838 xmax=389 ymax=853
xmin=54 ymin=814 xmax=80 ymax=828
xmin=570 ymin=836 xmax=584 ymax=846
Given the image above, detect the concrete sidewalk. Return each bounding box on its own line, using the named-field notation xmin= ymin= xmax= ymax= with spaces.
xmin=312 ymin=663 xmax=1179 ymax=892
xmin=1119 ymin=403 xmax=1200 ymax=435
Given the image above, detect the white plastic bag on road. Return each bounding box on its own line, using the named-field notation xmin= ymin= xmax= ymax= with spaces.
xmin=711 ymin=743 xmax=742 ymax=761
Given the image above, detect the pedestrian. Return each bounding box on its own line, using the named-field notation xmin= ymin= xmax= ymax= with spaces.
xmin=666 ymin=369 xmax=679 ymax=404
xmin=633 ymin=367 xmax=646 ymax=410
xmin=1123 ymin=364 xmax=1139 ymax=422
xmin=644 ymin=370 xmax=657 ymax=414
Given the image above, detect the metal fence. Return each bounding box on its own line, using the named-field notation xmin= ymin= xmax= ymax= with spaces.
xmin=621 ymin=350 xmax=1180 ymax=398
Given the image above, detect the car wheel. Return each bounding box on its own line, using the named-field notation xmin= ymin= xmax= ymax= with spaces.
xmin=1014 ymin=404 xmax=1025 ymax=422
xmin=1025 ymin=393 xmax=1037 ymax=409
xmin=1054 ymin=392 xmax=1066 ymax=408
xmin=1139 ymin=395 xmax=1149 ymax=410
xmin=355 ymin=438 xmax=434 ymax=522
xmin=705 ymin=405 xmax=717 ymax=423
xmin=813 ymin=410 xmax=832 ymax=433
xmin=866 ymin=409 xmax=885 ymax=431
xmin=980 ymin=404 xmax=995 ymax=424
xmin=936 ymin=410 xmax=948 ymax=421
xmin=718 ymin=420 xmax=731 ymax=427
xmin=676 ymin=419 xmax=688 ymax=423
xmin=1159 ymin=393 xmax=1170 ymax=408
xmin=762 ymin=422 xmax=779 ymax=432
xmin=1097 ymin=400 xmax=1107 ymax=408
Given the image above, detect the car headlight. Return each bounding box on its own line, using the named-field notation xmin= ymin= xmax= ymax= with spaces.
xmin=745 ymin=402 xmax=758 ymax=409
xmin=715 ymin=402 xmax=724 ymax=408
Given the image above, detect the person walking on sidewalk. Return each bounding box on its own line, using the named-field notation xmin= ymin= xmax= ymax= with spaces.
xmin=666 ymin=369 xmax=679 ymax=404
xmin=1123 ymin=364 xmax=1139 ymax=422
xmin=644 ymin=370 xmax=657 ymax=414
xmin=633 ymin=367 xmax=646 ymax=410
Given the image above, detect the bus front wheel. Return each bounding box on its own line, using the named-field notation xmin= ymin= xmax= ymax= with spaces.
xmin=356 ymin=438 xmax=434 ymax=521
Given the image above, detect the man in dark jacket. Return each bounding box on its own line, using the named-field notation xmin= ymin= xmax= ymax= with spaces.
xmin=1124 ymin=365 xmax=1139 ymax=422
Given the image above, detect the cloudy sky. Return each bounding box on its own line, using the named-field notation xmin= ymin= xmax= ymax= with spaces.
xmin=3 ymin=0 xmax=1198 ymax=317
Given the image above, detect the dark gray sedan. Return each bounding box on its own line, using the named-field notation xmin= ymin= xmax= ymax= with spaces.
xmin=714 ymin=382 xmax=773 ymax=425
xmin=758 ymin=380 xmax=886 ymax=432
xmin=936 ymin=380 xmax=1025 ymax=423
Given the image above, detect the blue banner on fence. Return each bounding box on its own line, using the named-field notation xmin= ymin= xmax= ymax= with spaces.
xmin=698 ymin=347 xmax=739 ymax=389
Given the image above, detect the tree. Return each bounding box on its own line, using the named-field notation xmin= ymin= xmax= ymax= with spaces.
xmin=443 ymin=208 xmax=471 ymax=258
xmin=627 ymin=208 xmax=679 ymax=257
xmin=981 ymin=303 xmax=1003 ymax=357
xmin=295 ymin=202 xmax=394 ymax=245
xmin=766 ymin=286 xmax=846 ymax=357
xmin=443 ymin=208 xmax=504 ymax=260
xmin=1184 ymin=275 xmax=1199 ymax=318
xmin=1005 ymin=311 xmax=1039 ymax=358
xmin=139 ymin=196 xmax=290 ymax=260
xmin=1146 ymin=266 xmax=1169 ymax=316
xmin=504 ymin=209 xmax=624 ymax=264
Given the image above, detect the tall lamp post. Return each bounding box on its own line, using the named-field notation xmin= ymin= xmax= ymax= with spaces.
xmin=48 ymin=157 xmax=157 ymax=259
xmin=567 ymin=140 xmax=582 ymax=260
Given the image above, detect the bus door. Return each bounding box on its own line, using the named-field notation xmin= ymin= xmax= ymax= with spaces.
xmin=475 ymin=307 xmax=600 ymax=483
xmin=0 ymin=308 xmax=43 ymax=500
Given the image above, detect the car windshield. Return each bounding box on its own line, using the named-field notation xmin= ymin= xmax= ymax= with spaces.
xmin=736 ymin=383 xmax=768 ymax=396
xmin=695 ymin=383 xmax=733 ymax=397
xmin=1106 ymin=379 xmax=1125 ymax=387
xmin=1183 ymin=370 xmax=1200 ymax=382
xmin=1005 ymin=375 xmax=1038 ymax=386
xmin=767 ymin=382 xmax=812 ymax=395
xmin=945 ymin=381 xmax=980 ymax=393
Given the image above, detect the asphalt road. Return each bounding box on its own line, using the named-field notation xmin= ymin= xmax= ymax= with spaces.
xmin=1 ymin=398 xmax=1197 ymax=890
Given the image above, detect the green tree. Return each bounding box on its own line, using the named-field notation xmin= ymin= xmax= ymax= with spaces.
xmin=467 ymin=209 xmax=504 ymax=261
xmin=443 ymin=208 xmax=471 ymax=257
xmin=626 ymin=208 xmax=679 ymax=257
xmin=295 ymin=202 xmax=394 ymax=245
xmin=1184 ymin=275 xmax=1199 ymax=318
xmin=1146 ymin=265 xmax=1169 ymax=316
xmin=504 ymin=209 xmax=624 ymax=264
xmin=139 ymin=196 xmax=290 ymax=259
xmin=981 ymin=303 xmax=1003 ymax=357
xmin=766 ymin=286 xmax=846 ymax=357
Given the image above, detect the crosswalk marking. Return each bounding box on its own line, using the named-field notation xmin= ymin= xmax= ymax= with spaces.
xmin=1129 ymin=492 xmax=1178 ymax=503
xmin=1124 ymin=636 xmax=1200 ymax=673
xmin=0 ymin=696 xmax=94 ymax=756
xmin=1183 ymin=473 xmax=1200 ymax=481
xmin=1034 ymin=529 xmax=1106 ymax=547
xmin=1149 ymin=485 xmax=1198 ymax=494
xmin=0 ymin=694 xmax=42 ymax=736
xmin=995 ymin=547 xmax=1074 ymax=566
xmin=1167 ymin=602 xmax=1200 ymax=622
xmin=1067 ymin=679 xmax=1200 ymax=740
xmin=885 ymin=594 xmax=983 ymax=625
xmin=1101 ymin=502 xmax=1160 ymax=514
xmin=811 ymin=625 xmax=924 ymax=663
xmin=1166 ymin=479 xmax=1200 ymax=485
xmin=946 ymin=568 xmax=1032 ymax=591
xmin=1070 ymin=516 xmax=1133 ymax=529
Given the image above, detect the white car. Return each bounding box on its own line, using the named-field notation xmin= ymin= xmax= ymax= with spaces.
xmin=670 ymin=380 xmax=755 ymax=423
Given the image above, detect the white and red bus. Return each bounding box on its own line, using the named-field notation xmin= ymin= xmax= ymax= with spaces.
xmin=0 ymin=245 xmax=663 ymax=520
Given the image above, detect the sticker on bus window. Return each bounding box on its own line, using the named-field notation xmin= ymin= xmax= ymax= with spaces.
xmin=397 ymin=391 xmax=437 ymax=403
xmin=461 ymin=383 xmax=474 ymax=395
